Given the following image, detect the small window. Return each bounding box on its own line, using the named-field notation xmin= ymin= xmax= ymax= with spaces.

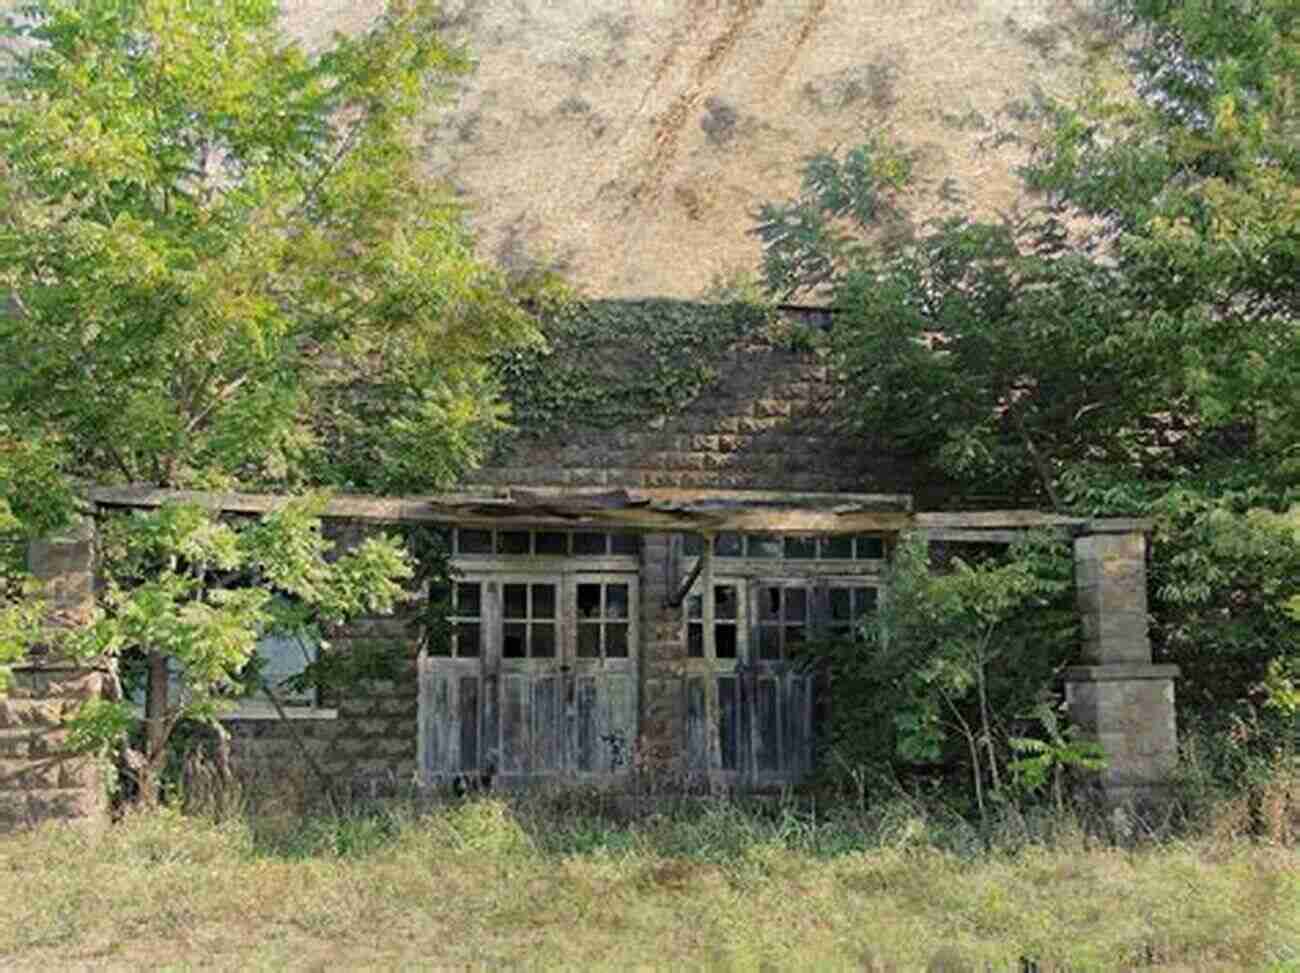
xmin=756 ymin=585 xmax=809 ymax=660
xmin=746 ymin=534 xmax=782 ymax=559
xmin=783 ymin=535 xmax=817 ymax=559
xmin=432 ymin=581 xmax=483 ymax=658
xmin=819 ymin=536 xmax=853 ymax=559
xmin=502 ymin=582 xmax=559 ymax=658
xmin=855 ymin=536 xmax=886 ymax=559
xmin=577 ymin=581 xmax=631 ymax=658
xmin=497 ymin=530 xmax=531 ymax=555
xmin=458 ymin=529 xmax=493 ymax=554
xmin=535 ymin=531 xmax=568 ymax=555
xmin=573 ymin=532 xmax=607 ymax=556
xmin=609 ymin=532 xmax=640 ymax=556
xmin=686 ymin=583 xmax=741 ymax=661
xmin=828 ymin=585 xmax=879 ymax=639
xmin=715 ymin=533 xmax=743 ymax=557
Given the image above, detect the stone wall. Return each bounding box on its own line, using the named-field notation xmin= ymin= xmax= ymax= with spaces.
xmin=0 ymin=665 xmax=109 ymax=831
xmin=1 ymin=519 xmax=110 ymax=833
xmin=470 ymin=320 xmax=930 ymax=499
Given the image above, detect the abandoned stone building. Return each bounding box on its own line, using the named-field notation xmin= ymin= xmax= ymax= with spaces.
xmin=1 ymin=0 xmax=1166 ymax=830
xmin=3 ymin=302 xmax=1179 ymax=831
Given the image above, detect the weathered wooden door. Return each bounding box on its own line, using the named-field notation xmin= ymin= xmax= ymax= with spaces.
xmin=682 ymin=577 xmax=815 ymax=787
xmin=419 ymin=572 xmax=638 ymax=786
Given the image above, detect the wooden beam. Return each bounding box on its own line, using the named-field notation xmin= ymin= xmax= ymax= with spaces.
xmin=87 ymin=486 xmax=1145 ymax=536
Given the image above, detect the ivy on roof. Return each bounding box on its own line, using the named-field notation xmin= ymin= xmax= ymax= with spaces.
xmin=493 ymin=298 xmax=777 ymax=436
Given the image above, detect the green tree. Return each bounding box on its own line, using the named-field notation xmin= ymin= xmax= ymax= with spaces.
xmin=0 ymin=0 xmax=532 ymax=800
xmin=755 ymin=1 xmax=1300 ymax=752
xmin=63 ymin=496 xmax=413 ymax=805
xmin=0 ymin=0 xmax=539 ymax=495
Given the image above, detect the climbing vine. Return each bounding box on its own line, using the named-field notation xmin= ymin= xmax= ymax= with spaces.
xmin=493 ymin=299 xmax=777 ymax=438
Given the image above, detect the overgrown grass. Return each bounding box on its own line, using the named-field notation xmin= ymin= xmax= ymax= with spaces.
xmin=2 ymin=787 xmax=1298 ymax=971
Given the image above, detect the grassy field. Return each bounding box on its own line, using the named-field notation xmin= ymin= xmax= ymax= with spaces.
xmin=1 ymin=794 xmax=1297 ymax=971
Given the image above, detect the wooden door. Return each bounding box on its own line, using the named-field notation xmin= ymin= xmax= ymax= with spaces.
xmin=681 ymin=577 xmax=815 ymax=787
xmin=419 ymin=572 xmax=637 ymax=787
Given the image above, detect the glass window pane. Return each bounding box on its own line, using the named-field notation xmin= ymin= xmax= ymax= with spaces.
xmin=854 ymin=587 xmax=879 ymax=616
xmin=682 ymin=533 xmax=703 ymax=556
xmin=820 ymin=535 xmax=853 ymax=559
xmin=610 ymin=533 xmax=639 ymax=555
xmin=531 ymin=623 xmax=556 ymax=658
xmin=497 ymin=530 xmax=531 ymax=555
xmin=455 ymin=582 xmax=481 ymax=617
xmin=784 ymin=535 xmax=817 ymax=559
xmin=785 ymin=587 xmax=807 ymax=622
xmin=830 ymin=588 xmax=852 ymax=621
xmin=532 ymin=583 xmax=556 ymax=619
xmin=577 ymin=583 xmax=602 ymax=619
xmin=606 ymin=584 xmax=629 ymax=619
xmin=455 ymin=622 xmax=480 ymax=657
xmin=715 ymin=585 xmax=737 ymax=620
xmin=458 ymin=529 xmax=492 ymax=554
xmin=606 ymin=623 xmax=629 ymax=658
xmin=577 ymin=623 xmax=601 ymax=658
xmin=714 ymin=532 xmax=743 ymax=557
xmin=503 ymin=622 xmax=527 ymax=658
xmin=746 ymin=534 xmax=782 ymax=558
xmin=535 ymin=531 xmax=568 ymax=555
xmin=504 ymin=584 xmax=528 ymax=620
xmin=759 ymin=587 xmax=782 ymax=622
xmin=688 ymin=623 xmax=704 ymax=657
xmin=573 ymin=532 xmax=607 ymax=556
xmin=687 ymin=593 xmax=703 ymax=620
xmin=716 ymin=624 xmax=737 ymax=659
xmin=787 ymin=625 xmax=806 ymax=646
xmin=758 ymin=625 xmax=781 ymax=660
xmin=856 ymin=536 xmax=885 ymax=559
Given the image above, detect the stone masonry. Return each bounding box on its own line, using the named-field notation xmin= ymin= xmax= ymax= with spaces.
xmin=466 ymin=320 xmax=933 ymax=502
xmin=1064 ymin=525 xmax=1179 ymax=806
xmin=1 ymin=518 xmax=111 ymax=833
xmin=637 ymin=533 xmax=688 ymax=774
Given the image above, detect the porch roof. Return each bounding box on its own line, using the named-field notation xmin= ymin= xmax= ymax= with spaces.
xmin=88 ymin=486 xmax=1149 ymax=538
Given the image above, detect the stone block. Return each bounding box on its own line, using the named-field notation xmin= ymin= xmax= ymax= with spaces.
xmin=354 ymin=718 xmax=391 ymax=737
xmin=0 ymin=791 xmax=29 ymax=829
xmin=377 ymin=697 xmax=418 ymax=719
xmin=375 ymin=737 xmax=415 ymax=759
xmin=334 ymin=736 xmax=372 ymax=757
xmin=58 ymin=758 xmax=101 ymax=789
xmin=0 ymin=759 xmax=60 ymax=789
xmin=0 ymin=733 xmax=30 ymax=758
xmin=28 ymin=729 xmax=71 ymax=756
xmin=567 ymin=467 xmax=608 ymax=486
xmin=1076 ymin=576 xmax=1148 ymax=620
xmin=1064 ymin=665 xmax=1179 ymax=801
xmin=338 ymin=697 xmax=379 ymax=719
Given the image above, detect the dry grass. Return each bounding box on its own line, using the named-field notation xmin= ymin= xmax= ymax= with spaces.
xmin=1 ymin=792 xmax=1297 ymax=972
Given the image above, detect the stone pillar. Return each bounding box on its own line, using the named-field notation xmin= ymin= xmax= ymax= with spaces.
xmin=638 ymin=533 xmax=687 ymax=778
xmin=1064 ymin=524 xmax=1179 ymax=806
xmin=1 ymin=518 xmax=109 ymax=832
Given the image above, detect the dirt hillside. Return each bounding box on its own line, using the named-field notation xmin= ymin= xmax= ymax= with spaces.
xmin=5 ymin=0 xmax=1104 ymax=298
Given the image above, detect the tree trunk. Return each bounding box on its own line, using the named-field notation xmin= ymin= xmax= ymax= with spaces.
xmin=140 ymin=650 xmax=170 ymax=806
